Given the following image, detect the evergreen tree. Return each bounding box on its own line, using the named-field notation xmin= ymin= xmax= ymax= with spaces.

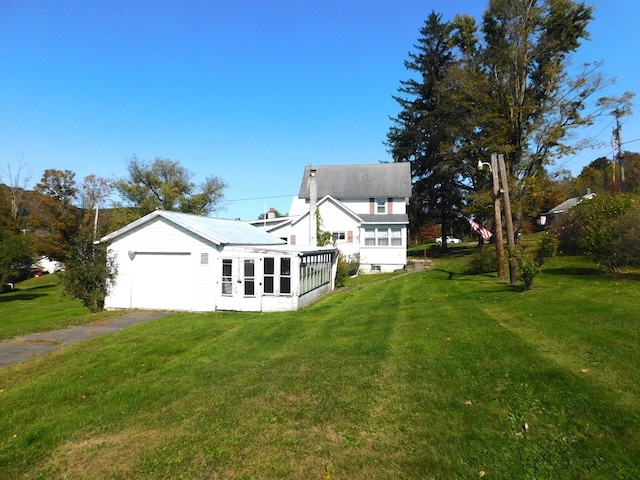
xmin=387 ymin=12 xmax=470 ymax=249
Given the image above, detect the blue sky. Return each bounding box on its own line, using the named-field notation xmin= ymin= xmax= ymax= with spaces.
xmin=1 ymin=0 xmax=638 ymax=220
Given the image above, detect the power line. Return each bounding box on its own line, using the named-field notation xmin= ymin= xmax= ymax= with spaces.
xmin=222 ymin=194 xmax=297 ymax=203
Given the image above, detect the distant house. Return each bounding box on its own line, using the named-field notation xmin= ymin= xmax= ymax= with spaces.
xmin=250 ymin=163 xmax=412 ymax=273
xmin=101 ymin=210 xmax=337 ymax=312
xmin=539 ymin=192 xmax=596 ymax=228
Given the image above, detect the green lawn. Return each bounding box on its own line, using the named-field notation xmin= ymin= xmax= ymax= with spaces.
xmin=0 ymin=274 xmax=125 ymax=341
xmin=1 ymin=254 xmax=639 ymax=479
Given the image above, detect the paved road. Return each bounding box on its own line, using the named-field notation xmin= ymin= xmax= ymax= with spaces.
xmin=0 ymin=311 xmax=172 ymax=368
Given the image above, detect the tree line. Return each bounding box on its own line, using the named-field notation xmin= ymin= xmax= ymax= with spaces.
xmin=386 ymin=0 xmax=635 ymax=247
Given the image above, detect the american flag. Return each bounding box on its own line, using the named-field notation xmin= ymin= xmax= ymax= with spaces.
xmin=469 ymin=218 xmax=492 ymax=239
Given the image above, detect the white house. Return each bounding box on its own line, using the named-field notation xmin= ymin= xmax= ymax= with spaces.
xmin=101 ymin=210 xmax=337 ymax=312
xmin=250 ymin=163 xmax=412 ymax=273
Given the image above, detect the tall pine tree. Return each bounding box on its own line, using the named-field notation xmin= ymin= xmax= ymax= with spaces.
xmin=387 ymin=12 xmax=470 ymax=248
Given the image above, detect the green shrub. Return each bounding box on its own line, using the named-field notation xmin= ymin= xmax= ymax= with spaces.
xmin=61 ymin=232 xmax=117 ymax=312
xmin=562 ymin=193 xmax=639 ymax=271
xmin=466 ymin=247 xmax=497 ymax=274
xmin=335 ymin=253 xmax=360 ymax=287
xmin=513 ymin=231 xmax=559 ymax=290
xmin=536 ymin=230 xmax=559 ymax=265
xmin=513 ymin=245 xmax=539 ymax=290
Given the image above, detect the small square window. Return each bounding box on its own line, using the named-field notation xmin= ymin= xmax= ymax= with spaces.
xmin=332 ymin=232 xmax=346 ymax=242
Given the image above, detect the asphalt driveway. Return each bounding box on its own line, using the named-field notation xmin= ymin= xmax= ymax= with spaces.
xmin=0 ymin=311 xmax=172 ymax=368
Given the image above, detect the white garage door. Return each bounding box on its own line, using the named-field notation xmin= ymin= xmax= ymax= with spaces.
xmin=131 ymin=253 xmax=192 ymax=310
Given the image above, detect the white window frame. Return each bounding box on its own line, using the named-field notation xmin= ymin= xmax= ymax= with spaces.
xmin=332 ymin=231 xmax=346 ymax=242
xmin=391 ymin=228 xmax=402 ymax=246
xmin=221 ymin=259 xmax=233 ymax=296
xmin=243 ymin=259 xmax=255 ymax=297
xmin=364 ymin=228 xmax=376 ymax=246
xmin=377 ymin=228 xmax=389 ymax=246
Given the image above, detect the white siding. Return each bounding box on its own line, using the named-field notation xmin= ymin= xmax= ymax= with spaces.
xmin=359 ymin=225 xmax=407 ymax=273
xmin=105 ymin=217 xmax=218 ymax=311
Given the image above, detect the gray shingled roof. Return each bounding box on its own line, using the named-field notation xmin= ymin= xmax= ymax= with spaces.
xmin=101 ymin=210 xmax=286 ymax=246
xmin=298 ymin=163 xmax=412 ymax=199
xmin=359 ymin=214 xmax=409 ymax=224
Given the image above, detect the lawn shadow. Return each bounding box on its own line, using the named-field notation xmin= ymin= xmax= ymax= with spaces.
xmin=544 ymin=266 xmax=603 ymax=276
xmin=432 ymin=268 xmax=507 ymax=284
xmin=615 ymin=272 xmax=640 ymax=282
xmin=0 ymin=288 xmax=50 ymax=303
xmin=409 ymin=244 xmax=478 ymax=259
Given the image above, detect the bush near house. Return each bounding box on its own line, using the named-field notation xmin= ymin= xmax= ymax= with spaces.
xmin=60 ymin=232 xmax=117 ymax=312
xmin=335 ymin=253 xmax=360 ymax=287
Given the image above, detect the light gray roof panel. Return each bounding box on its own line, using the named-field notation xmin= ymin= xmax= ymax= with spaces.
xmin=543 ymin=193 xmax=596 ymax=215
xmin=298 ymin=163 xmax=412 ymax=199
xmin=101 ymin=210 xmax=286 ymax=246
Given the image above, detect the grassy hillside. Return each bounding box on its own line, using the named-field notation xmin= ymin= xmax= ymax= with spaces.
xmin=1 ymin=254 xmax=639 ymax=479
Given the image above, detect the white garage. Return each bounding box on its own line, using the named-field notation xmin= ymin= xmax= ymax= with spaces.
xmin=101 ymin=210 xmax=337 ymax=312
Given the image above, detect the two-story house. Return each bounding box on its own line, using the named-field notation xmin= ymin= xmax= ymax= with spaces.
xmin=250 ymin=163 xmax=411 ymax=273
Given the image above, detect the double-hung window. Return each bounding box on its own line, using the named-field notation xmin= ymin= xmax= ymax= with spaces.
xmin=244 ymin=260 xmax=255 ymax=296
xmin=377 ymin=228 xmax=389 ymax=246
xmin=280 ymin=258 xmax=291 ymax=294
xmin=391 ymin=228 xmax=402 ymax=246
xmin=264 ymin=257 xmax=275 ymax=294
xmin=364 ymin=228 xmax=376 ymax=246
xmin=222 ymin=259 xmax=233 ymax=295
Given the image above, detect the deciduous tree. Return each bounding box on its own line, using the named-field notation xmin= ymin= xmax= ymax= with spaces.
xmin=33 ymin=169 xmax=81 ymax=262
xmin=0 ymin=228 xmax=32 ymax=286
xmin=113 ymin=157 xmax=227 ymax=216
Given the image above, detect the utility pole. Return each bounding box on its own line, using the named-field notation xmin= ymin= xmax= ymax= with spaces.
xmin=612 ymin=109 xmax=623 ymax=192
xmin=490 ymin=154 xmax=505 ymax=277
xmin=478 ymin=155 xmax=505 ymax=278
xmin=497 ymin=154 xmax=517 ymax=284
